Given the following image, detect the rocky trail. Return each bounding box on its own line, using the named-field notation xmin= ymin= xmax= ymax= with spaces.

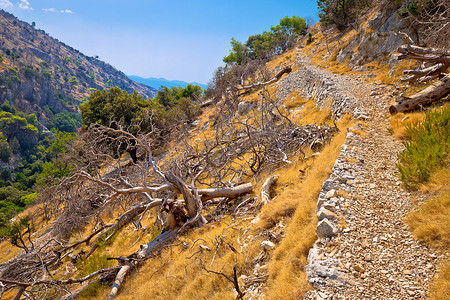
xmin=276 ymin=48 xmax=442 ymax=299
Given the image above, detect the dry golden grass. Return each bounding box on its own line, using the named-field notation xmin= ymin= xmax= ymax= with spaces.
xmin=0 ymin=239 xmax=22 ymax=263
xmin=389 ymin=111 xmax=425 ymax=139
xmin=114 ymin=217 xmax=252 ymax=300
xmin=405 ymin=168 xmax=450 ymax=299
xmin=284 ymin=91 xmax=308 ymax=110
xmin=429 ymin=262 xmax=450 ymax=300
xmin=328 ymin=59 xmax=353 ymax=74
xmin=266 ymin=48 xmax=297 ymax=72
xmin=291 ymin=99 xmax=332 ymax=125
xmin=259 ymin=114 xmax=351 ymax=299
xmin=406 ymin=189 xmax=450 ymax=249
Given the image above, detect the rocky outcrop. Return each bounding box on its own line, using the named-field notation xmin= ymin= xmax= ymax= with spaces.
xmin=334 ymin=8 xmax=413 ymax=70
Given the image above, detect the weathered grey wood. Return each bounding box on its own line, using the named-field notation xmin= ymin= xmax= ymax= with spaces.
xmin=259 ymin=175 xmax=279 ymax=208
xmin=390 ymin=74 xmax=450 ymax=114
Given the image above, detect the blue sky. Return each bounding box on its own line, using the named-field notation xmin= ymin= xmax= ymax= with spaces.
xmin=0 ymin=0 xmax=318 ymax=84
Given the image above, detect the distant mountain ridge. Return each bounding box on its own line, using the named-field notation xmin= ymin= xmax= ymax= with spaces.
xmin=128 ymin=75 xmax=208 ymax=90
xmin=0 ymin=9 xmax=157 ymax=126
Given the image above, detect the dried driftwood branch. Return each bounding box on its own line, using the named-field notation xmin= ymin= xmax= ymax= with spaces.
xmin=237 ymin=66 xmax=292 ymax=91
xmin=391 ymin=44 xmax=450 ymax=113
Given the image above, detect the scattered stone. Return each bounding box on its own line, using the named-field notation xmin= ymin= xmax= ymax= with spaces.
xmin=317 ymin=207 xmax=338 ymax=221
xmin=353 ymin=264 xmax=365 ymax=273
xmin=317 ymin=219 xmax=339 ymax=238
xmin=287 ymin=48 xmax=439 ymax=300
xmin=261 ymin=240 xmax=275 ymax=251
xmin=325 ymin=189 xmax=337 ymax=199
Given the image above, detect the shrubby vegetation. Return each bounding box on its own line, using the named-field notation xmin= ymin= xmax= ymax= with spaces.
xmin=47 ymin=111 xmax=81 ymax=133
xmin=399 ymin=106 xmax=449 ymax=298
xmin=223 ymin=16 xmax=307 ymax=65
xmin=317 ymin=0 xmax=372 ymax=29
xmin=397 ymin=106 xmax=449 ymax=189
xmin=0 ymin=98 xmax=79 ymax=229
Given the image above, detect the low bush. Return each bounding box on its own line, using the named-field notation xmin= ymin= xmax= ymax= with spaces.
xmin=397 ymin=106 xmax=449 ymax=189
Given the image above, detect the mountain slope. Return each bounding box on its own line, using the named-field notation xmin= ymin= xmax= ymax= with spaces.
xmin=128 ymin=75 xmax=208 ymax=90
xmin=0 ymin=9 xmax=157 ymax=125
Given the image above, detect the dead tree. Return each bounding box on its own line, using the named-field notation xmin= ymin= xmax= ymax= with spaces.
xmin=0 ymin=63 xmax=339 ymax=299
xmin=390 ymin=44 xmax=450 ymax=114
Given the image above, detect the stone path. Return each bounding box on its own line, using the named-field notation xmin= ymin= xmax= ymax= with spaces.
xmin=277 ymin=49 xmax=441 ymax=299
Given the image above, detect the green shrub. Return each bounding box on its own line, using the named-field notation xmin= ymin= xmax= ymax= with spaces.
xmin=401 ymin=0 xmax=418 ymax=17
xmin=306 ymin=33 xmax=314 ymax=45
xmin=77 ymin=253 xmax=113 ymax=276
xmin=69 ymin=76 xmax=78 ymax=85
xmin=398 ymin=106 xmax=449 ymax=189
xmin=0 ymin=139 xmax=10 ymax=162
xmin=42 ymin=68 xmax=51 ymax=78
xmin=78 ymin=281 xmax=105 ymax=297
xmin=0 ymin=215 xmax=34 ymax=252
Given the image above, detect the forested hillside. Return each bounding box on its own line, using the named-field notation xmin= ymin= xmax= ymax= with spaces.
xmin=0 ymin=9 xmax=157 ymax=235
xmin=0 ymin=9 xmax=156 ymax=126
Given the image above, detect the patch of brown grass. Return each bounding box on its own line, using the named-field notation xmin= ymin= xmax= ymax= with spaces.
xmin=405 ymin=168 xmax=450 ymax=299
xmin=284 ymin=91 xmax=308 ymax=110
xmin=406 ymin=168 xmax=450 ymax=249
xmin=389 ymin=111 xmax=425 ymax=139
xmin=429 ymin=262 xmax=450 ymax=300
xmin=261 ymin=115 xmax=351 ymax=299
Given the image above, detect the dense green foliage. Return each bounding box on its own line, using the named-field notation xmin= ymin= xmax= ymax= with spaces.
xmin=80 ymin=87 xmax=159 ymax=133
xmin=0 ymin=215 xmax=34 ymax=252
xmin=47 ymin=111 xmax=81 ymax=133
xmin=0 ymin=98 xmax=79 ymax=229
xmin=80 ymin=85 xmax=202 ymax=162
xmin=317 ymin=0 xmax=372 ymax=29
xmin=398 ymin=106 xmax=449 ymax=189
xmin=81 ymin=85 xmax=203 ymax=131
xmin=223 ymin=16 xmax=307 ymax=65
xmin=154 ymin=84 xmax=202 ymax=122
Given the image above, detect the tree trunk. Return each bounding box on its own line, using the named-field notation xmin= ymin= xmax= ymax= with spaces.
xmin=258 ymin=175 xmax=279 ymax=208
xmin=389 ymin=74 xmax=450 ymax=114
xmin=108 ymin=265 xmax=130 ymax=300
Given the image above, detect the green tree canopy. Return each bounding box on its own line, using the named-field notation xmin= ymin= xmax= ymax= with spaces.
xmin=47 ymin=111 xmax=81 ymax=133
xmin=223 ymin=16 xmax=307 ymax=65
xmin=80 ymin=87 xmax=160 ymax=134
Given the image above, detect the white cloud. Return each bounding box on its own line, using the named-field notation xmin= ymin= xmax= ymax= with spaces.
xmin=18 ymin=0 xmax=33 ymax=10
xmin=42 ymin=7 xmax=73 ymax=14
xmin=0 ymin=0 xmax=13 ymax=9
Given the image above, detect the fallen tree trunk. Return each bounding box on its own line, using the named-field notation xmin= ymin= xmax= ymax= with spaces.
xmin=389 ymin=74 xmax=450 ymax=114
xmin=109 ymin=265 xmax=131 ymax=300
xmin=199 ymin=183 xmax=253 ymax=201
xmin=401 ymin=63 xmax=447 ymax=83
xmin=200 ymin=98 xmax=215 ymax=108
xmin=391 ymin=44 xmax=450 ymax=113
xmin=397 ymin=44 xmax=450 ymax=65
xmin=236 ymin=66 xmax=292 ymax=91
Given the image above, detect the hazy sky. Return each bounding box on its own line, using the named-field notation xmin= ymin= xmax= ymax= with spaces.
xmin=0 ymin=0 xmax=318 ymax=84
